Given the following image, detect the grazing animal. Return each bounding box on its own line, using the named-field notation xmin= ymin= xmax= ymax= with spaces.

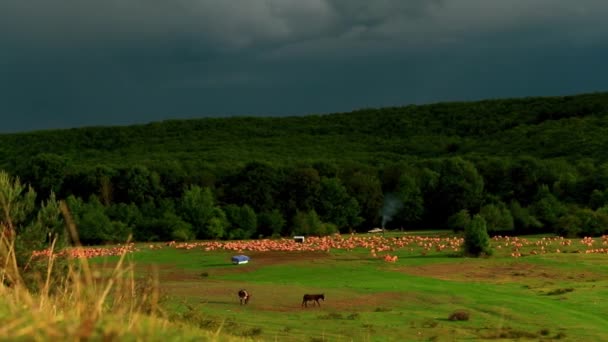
xmin=302 ymin=294 xmax=325 ymax=308
xmin=238 ymin=289 xmax=250 ymax=305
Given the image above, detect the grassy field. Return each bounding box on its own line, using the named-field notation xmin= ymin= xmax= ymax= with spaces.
xmin=87 ymin=234 xmax=608 ymax=341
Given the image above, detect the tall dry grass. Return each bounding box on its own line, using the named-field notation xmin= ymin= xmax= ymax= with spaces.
xmin=0 ymin=201 xmax=244 ymax=341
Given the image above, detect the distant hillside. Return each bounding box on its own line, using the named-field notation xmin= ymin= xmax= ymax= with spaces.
xmin=2 ymin=91 xmax=608 ymax=170
xmin=3 ymin=91 xmax=608 ymax=241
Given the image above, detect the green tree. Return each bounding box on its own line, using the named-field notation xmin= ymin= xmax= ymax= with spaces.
xmin=509 ymin=200 xmax=543 ymax=234
xmin=221 ymin=162 xmax=283 ymax=213
xmin=115 ymin=165 xmax=164 ymax=205
xmin=555 ymin=213 xmax=582 ymax=237
xmin=395 ymin=174 xmax=424 ymax=225
xmin=341 ymin=170 xmax=383 ymax=228
xmin=207 ymin=208 xmax=229 ymax=240
xmin=224 ymin=204 xmax=257 ymax=240
xmin=531 ymin=185 xmax=566 ymax=230
xmin=16 ymin=192 xmax=65 ymax=254
xmin=65 ymin=195 xmax=130 ymax=244
xmin=180 ymin=186 xmax=226 ymax=239
xmin=447 ymin=209 xmax=471 ymax=233
xmin=433 ymin=157 xmax=484 ymax=225
xmin=578 ymin=208 xmax=608 ymax=236
xmin=106 ymin=202 xmax=143 ymax=231
xmin=164 ymin=212 xmax=195 ymax=242
xmin=463 ymin=214 xmax=492 ymax=257
xmin=589 ymin=189 xmax=608 ymax=210
xmin=0 ymin=171 xmax=66 ymax=288
xmin=257 ymin=210 xmax=286 ymax=238
xmin=316 ymin=177 xmax=362 ymax=232
xmin=508 ymin=157 xmax=545 ymax=205
xmin=283 ymin=167 xmax=321 ymax=213
xmin=0 ymin=172 xmax=36 ymax=234
xmin=479 ymin=202 xmax=514 ymax=234
xmin=18 ymin=153 xmax=69 ymax=198
xmin=292 ymin=210 xmax=337 ymax=237
xmin=476 ymin=157 xmax=512 ymax=200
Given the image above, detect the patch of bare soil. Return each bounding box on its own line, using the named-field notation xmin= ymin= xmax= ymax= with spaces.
xmin=230 ymin=289 xmax=419 ymax=313
xmin=394 ymin=261 xmax=595 ymax=283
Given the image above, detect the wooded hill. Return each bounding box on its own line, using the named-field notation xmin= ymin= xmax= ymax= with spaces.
xmin=2 ymin=92 xmax=608 ymax=170
xmin=2 ymin=91 xmax=608 ymax=245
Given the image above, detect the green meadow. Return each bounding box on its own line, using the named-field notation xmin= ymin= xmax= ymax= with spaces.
xmin=90 ymin=235 xmax=608 ymax=341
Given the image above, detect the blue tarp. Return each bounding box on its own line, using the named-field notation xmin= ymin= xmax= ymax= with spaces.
xmin=231 ymin=255 xmax=250 ymax=264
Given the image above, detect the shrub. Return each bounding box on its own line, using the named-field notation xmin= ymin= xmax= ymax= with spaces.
xmin=463 ymin=215 xmax=492 ymax=257
xmin=448 ymin=310 xmax=470 ymax=321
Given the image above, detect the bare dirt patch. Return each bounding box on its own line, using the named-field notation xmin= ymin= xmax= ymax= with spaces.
xmin=394 ymin=261 xmax=592 ymax=283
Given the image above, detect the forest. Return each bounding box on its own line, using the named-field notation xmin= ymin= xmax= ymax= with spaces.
xmin=2 ymin=91 xmax=608 ymax=245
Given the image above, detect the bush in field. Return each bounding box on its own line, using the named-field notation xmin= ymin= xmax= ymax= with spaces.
xmin=463 ymin=214 xmax=492 ymax=257
xmin=448 ymin=310 xmax=470 ymax=321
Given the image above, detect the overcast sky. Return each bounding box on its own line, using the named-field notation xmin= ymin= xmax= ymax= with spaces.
xmin=1 ymin=0 xmax=607 ymax=133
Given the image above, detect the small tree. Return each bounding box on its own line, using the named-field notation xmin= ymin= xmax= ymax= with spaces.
xmin=225 ymin=204 xmax=257 ymax=240
xmin=0 ymin=170 xmax=66 ymax=289
xmin=179 ymin=186 xmax=226 ymax=239
xmin=463 ymin=214 xmax=492 ymax=257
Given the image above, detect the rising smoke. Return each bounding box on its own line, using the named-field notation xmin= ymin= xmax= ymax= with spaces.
xmin=380 ymin=193 xmax=403 ymax=229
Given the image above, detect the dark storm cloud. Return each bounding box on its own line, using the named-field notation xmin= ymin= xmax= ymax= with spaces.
xmin=1 ymin=1 xmax=608 ymax=132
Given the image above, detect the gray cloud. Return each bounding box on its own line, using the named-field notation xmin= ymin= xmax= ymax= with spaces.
xmin=1 ymin=1 xmax=608 ymax=132
xmin=2 ymin=0 xmax=606 ymax=52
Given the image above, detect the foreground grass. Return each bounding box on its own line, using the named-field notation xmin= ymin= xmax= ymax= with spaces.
xmin=1 ymin=241 xmax=247 ymax=341
xmin=0 ymin=260 xmax=253 ymax=342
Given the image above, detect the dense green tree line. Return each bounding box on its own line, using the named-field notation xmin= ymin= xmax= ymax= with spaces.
xmin=2 ymin=92 xmax=608 ymax=244
xmin=2 ymin=155 xmax=608 ymax=244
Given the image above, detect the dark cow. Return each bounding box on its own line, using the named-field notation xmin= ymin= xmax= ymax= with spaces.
xmin=238 ymin=289 xmax=250 ymax=305
xmin=302 ymin=294 xmax=325 ymax=308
